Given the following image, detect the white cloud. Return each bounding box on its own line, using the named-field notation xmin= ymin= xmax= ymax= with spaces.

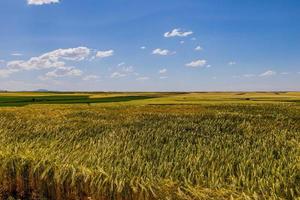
xmin=136 ymin=76 xmax=149 ymax=81
xmin=27 ymin=0 xmax=60 ymax=5
xmin=259 ymin=70 xmax=276 ymax=77
xmin=164 ymin=28 xmax=193 ymax=38
xmin=206 ymin=65 xmax=211 ymax=68
xmin=82 ymin=75 xmax=100 ymax=81
xmin=45 ymin=66 xmax=83 ymax=78
xmin=122 ymin=66 xmax=134 ymax=73
xmin=243 ymin=74 xmax=255 ymax=78
xmin=280 ymin=72 xmax=289 ymax=75
xmin=233 ymin=74 xmax=257 ymax=79
xmin=159 ymin=76 xmax=168 ymax=79
xmin=118 ymin=62 xmax=125 ymax=67
xmin=180 ymin=41 xmax=185 ymax=44
xmin=159 ymin=68 xmax=167 ymax=74
xmin=46 ymin=47 xmax=90 ymax=61
xmin=8 ymin=47 xmax=89 ymax=70
xmin=110 ymin=66 xmax=135 ymax=79
xmin=191 ymin=37 xmax=196 ymax=41
xmin=0 ymin=60 xmax=5 ymax=63
xmin=195 ymin=46 xmax=203 ymax=51
xmin=152 ymin=48 xmax=174 ymax=56
xmin=1 ymin=47 xmax=89 ymax=78
xmin=96 ymin=50 xmax=114 ymax=58
xmin=0 ymin=69 xmax=18 ymax=78
xmin=140 ymin=46 xmax=146 ymax=50
xmin=11 ymin=53 xmax=23 ymax=56
xmin=228 ymin=61 xmax=236 ymax=66
xmin=186 ymin=59 xmax=207 ymax=68
xmin=110 ymin=72 xmax=127 ymax=79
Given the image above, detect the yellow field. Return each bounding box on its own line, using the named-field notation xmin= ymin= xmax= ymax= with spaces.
xmin=0 ymin=92 xmax=299 ymax=200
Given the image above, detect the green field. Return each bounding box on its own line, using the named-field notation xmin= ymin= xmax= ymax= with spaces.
xmin=0 ymin=92 xmax=299 ymax=200
xmin=0 ymin=94 xmax=155 ymax=107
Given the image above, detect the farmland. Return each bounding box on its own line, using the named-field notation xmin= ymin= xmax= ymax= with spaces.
xmin=0 ymin=92 xmax=299 ymax=200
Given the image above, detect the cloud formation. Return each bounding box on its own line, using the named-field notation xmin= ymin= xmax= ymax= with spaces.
xmin=0 ymin=69 xmax=18 ymax=78
xmin=45 ymin=66 xmax=83 ymax=78
xmin=110 ymin=66 xmax=135 ymax=79
xmin=136 ymin=76 xmax=149 ymax=81
xmin=110 ymin=72 xmax=127 ymax=78
xmin=195 ymin=46 xmax=203 ymax=51
xmin=27 ymin=0 xmax=60 ymax=5
xmin=159 ymin=68 xmax=167 ymax=74
xmin=96 ymin=50 xmax=114 ymax=58
xmin=159 ymin=76 xmax=168 ymax=79
xmin=164 ymin=28 xmax=193 ymax=38
xmin=259 ymin=70 xmax=276 ymax=77
xmin=280 ymin=72 xmax=289 ymax=75
xmin=186 ymin=59 xmax=207 ymax=68
xmin=118 ymin=62 xmax=125 ymax=67
xmin=243 ymin=74 xmax=255 ymax=78
xmin=11 ymin=53 xmax=23 ymax=56
xmin=152 ymin=48 xmax=173 ymax=56
xmin=82 ymin=75 xmax=100 ymax=81
xmin=228 ymin=61 xmax=236 ymax=66
xmin=234 ymin=71 xmax=279 ymax=79
xmin=0 ymin=47 xmax=90 ymax=78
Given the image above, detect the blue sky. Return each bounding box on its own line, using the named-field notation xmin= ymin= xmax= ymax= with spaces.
xmin=0 ymin=0 xmax=299 ymax=91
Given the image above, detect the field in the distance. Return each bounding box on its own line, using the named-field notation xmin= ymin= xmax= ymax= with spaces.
xmin=0 ymin=92 xmax=299 ymax=200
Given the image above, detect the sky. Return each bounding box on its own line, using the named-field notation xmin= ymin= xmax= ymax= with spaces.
xmin=0 ymin=0 xmax=299 ymax=91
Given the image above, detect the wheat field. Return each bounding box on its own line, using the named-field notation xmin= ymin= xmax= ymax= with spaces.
xmin=0 ymin=92 xmax=299 ymax=200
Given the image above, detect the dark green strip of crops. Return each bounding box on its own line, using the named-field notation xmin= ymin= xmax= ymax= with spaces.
xmin=0 ymin=95 xmax=154 ymax=107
